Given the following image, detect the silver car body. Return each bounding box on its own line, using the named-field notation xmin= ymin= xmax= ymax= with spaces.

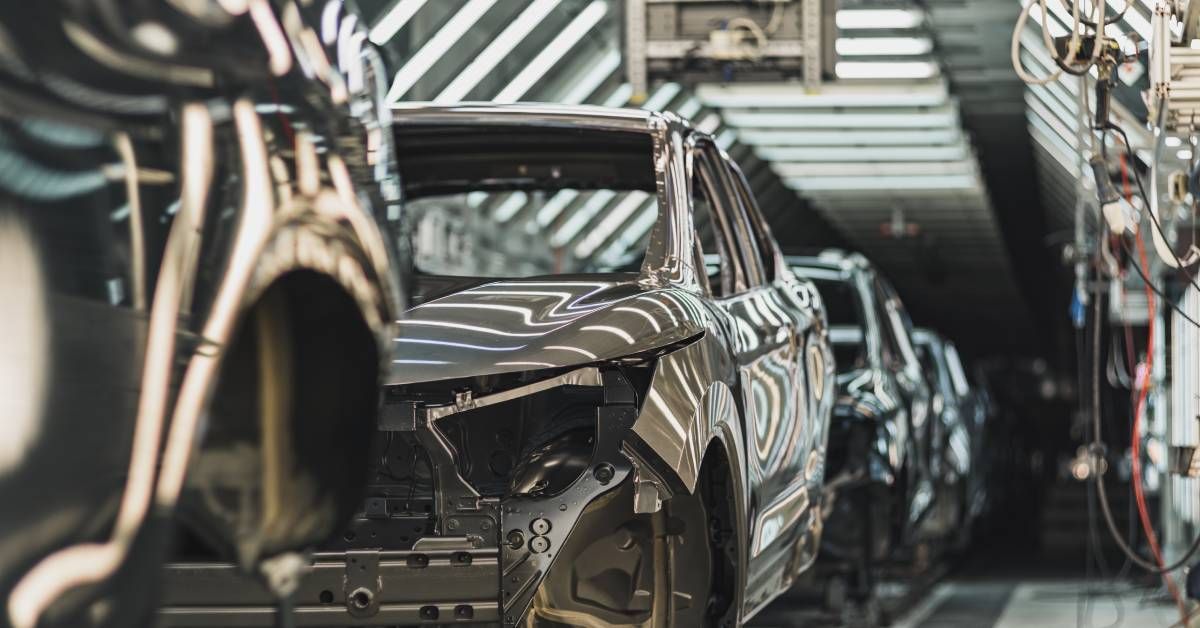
xmin=385 ymin=104 xmax=836 ymax=622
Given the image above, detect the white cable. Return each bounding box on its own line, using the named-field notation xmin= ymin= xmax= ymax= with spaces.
xmin=1011 ymin=0 xmax=1098 ymax=85
xmin=1012 ymin=0 xmax=1064 ymax=85
xmin=727 ymin=16 xmax=768 ymax=59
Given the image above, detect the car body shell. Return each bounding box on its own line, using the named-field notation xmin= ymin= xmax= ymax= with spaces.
xmin=0 ymin=2 xmax=405 ymax=627
xmin=913 ymin=328 xmax=988 ymax=524
xmin=378 ymin=104 xmax=836 ymax=623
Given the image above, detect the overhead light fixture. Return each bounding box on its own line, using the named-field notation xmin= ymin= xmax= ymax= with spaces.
xmin=757 ymin=143 xmax=970 ymax=163
xmin=599 ymin=203 xmax=658 ymax=263
xmin=835 ymin=9 xmax=924 ymax=30
xmin=1024 ymin=2 xmax=1070 ymax=38
xmin=559 ymin=47 xmax=621 ymax=104
xmin=721 ymin=105 xmax=958 ymax=129
xmin=385 ymin=0 xmax=497 ymax=102
xmin=835 ymin=61 xmax=938 ymax=79
xmin=435 ymin=0 xmax=562 ymax=103
xmin=551 ymin=189 xmax=616 ymax=246
xmin=674 ymin=97 xmax=702 ymax=120
xmin=836 ymin=37 xmax=933 ymax=56
xmin=737 ymin=128 xmax=962 ymax=146
xmin=773 ymin=160 xmax=974 ymax=178
xmin=492 ymin=192 xmax=529 ymax=222
xmin=715 ymin=128 xmax=737 ymax=150
xmin=575 ymin=193 xmax=653 ymax=257
xmin=368 ymin=0 xmax=428 ymax=45
xmin=1179 ymin=149 xmax=1194 ymax=160
xmin=494 ymin=0 xmax=607 ymax=103
xmin=696 ymin=112 xmax=722 ymax=134
xmin=535 ymin=189 xmax=581 ymax=226
xmin=602 ymin=82 xmax=634 ymax=107
xmin=641 ymin=82 xmax=682 ymax=111
xmin=696 ymin=80 xmax=947 ymax=108
xmin=1166 ymin=136 xmax=1184 ymax=147
xmin=785 ymin=174 xmax=977 ymax=192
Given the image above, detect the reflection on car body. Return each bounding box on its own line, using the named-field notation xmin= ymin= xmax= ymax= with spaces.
xmin=914 ymin=328 xmax=989 ymax=533
xmin=0 ymin=2 xmax=407 ymax=627
xmin=161 ymin=103 xmax=835 ymax=626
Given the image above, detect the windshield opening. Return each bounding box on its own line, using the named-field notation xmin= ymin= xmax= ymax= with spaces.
xmin=397 ymin=124 xmax=660 ymax=281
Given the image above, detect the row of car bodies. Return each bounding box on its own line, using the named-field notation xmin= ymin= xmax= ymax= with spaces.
xmin=790 ymin=251 xmax=990 ymax=606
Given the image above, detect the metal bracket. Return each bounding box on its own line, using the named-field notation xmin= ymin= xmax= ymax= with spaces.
xmin=626 ymin=0 xmax=649 ymax=103
xmin=802 ymin=0 xmax=822 ymax=91
xmin=498 ymin=371 xmax=641 ymax=626
xmin=344 ymin=550 xmax=381 ymax=618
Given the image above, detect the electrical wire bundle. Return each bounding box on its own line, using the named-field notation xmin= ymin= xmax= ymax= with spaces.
xmin=1011 ymin=0 xmax=1116 ymax=86
xmin=1087 ymin=116 xmax=1200 ymax=627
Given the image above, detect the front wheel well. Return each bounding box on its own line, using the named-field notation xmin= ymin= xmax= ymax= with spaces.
xmin=694 ymin=443 xmax=739 ymax=627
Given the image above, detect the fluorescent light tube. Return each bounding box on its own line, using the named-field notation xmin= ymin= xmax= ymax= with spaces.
xmin=385 ymin=0 xmax=497 ymax=101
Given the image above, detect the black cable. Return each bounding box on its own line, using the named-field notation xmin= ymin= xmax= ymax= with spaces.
xmin=1122 ymin=239 xmax=1200 ymax=329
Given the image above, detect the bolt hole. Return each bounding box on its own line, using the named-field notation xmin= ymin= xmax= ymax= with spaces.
xmin=318 ymin=590 xmax=334 ymax=604
xmin=349 ymin=589 xmax=372 ymax=610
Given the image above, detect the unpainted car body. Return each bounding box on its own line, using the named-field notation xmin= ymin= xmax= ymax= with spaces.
xmin=0 ymin=2 xmax=406 ymax=627
xmin=913 ymin=328 xmax=988 ymax=532
xmin=788 ymin=252 xmax=936 ymax=571
xmin=161 ymin=104 xmax=836 ymax=626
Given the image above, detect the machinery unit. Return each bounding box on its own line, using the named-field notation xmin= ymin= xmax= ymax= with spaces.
xmin=623 ymin=0 xmax=835 ymax=100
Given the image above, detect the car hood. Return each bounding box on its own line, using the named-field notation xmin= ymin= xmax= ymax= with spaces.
xmin=387 ymin=274 xmax=706 ymax=385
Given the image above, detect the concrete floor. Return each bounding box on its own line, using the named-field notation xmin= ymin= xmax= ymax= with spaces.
xmin=894 ymin=581 xmax=1183 ymax=628
xmin=748 ymin=538 xmax=1188 ymax=627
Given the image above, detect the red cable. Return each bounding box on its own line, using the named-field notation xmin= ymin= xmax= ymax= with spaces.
xmin=1132 ymin=231 xmax=1187 ymax=620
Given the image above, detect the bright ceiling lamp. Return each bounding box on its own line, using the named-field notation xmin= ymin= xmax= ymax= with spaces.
xmin=493 ymin=0 xmax=607 ymax=103
xmin=603 ymin=83 xmax=634 ymax=107
xmin=835 ymin=9 xmax=924 ymax=30
xmin=696 ymin=80 xmax=947 ymax=108
xmin=757 ymin=143 xmax=970 ymax=163
xmin=385 ymin=0 xmax=497 ymax=102
xmin=436 ymin=0 xmax=562 ymax=103
xmin=1024 ymin=92 xmax=1080 ymax=150
xmin=715 ymin=128 xmax=737 ymax=150
xmin=773 ymin=160 xmax=974 ymax=178
xmin=597 ymin=203 xmax=658 ymax=264
xmin=696 ymin=112 xmax=722 ymax=134
xmin=575 ymin=193 xmax=653 ymax=258
xmin=535 ymin=189 xmax=581 ymax=226
xmin=551 ymin=189 xmax=616 ymax=246
xmin=369 ymin=0 xmax=428 ymax=45
xmin=835 ymin=60 xmax=938 ymax=79
xmin=836 ymin=37 xmax=933 ymax=56
xmin=641 ymin=82 xmax=682 ymax=111
xmin=720 ymin=105 xmax=958 ymax=129
xmin=737 ymin=128 xmax=962 ymax=146
xmin=559 ymin=47 xmax=621 ymax=104
xmin=491 ymin=192 xmax=529 ymax=222
xmin=674 ymin=97 xmax=702 ymax=120
xmin=786 ymin=174 xmax=977 ymax=192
